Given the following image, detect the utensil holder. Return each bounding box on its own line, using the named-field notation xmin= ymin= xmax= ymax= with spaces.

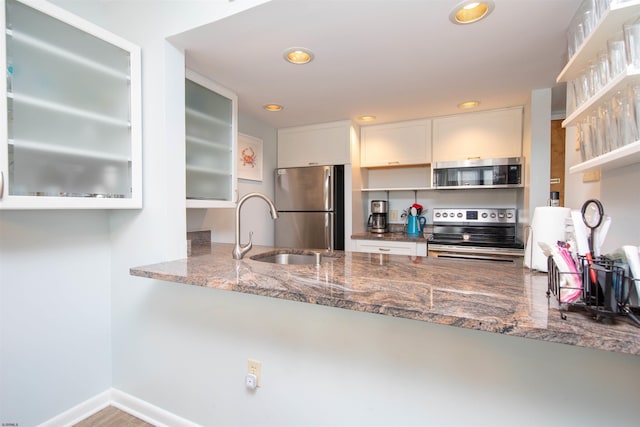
xmin=547 ymin=254 xmax=640 ymax=325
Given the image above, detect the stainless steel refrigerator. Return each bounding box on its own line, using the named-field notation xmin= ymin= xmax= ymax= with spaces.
xmin=275 ymin=165 xmax=344 ymax=251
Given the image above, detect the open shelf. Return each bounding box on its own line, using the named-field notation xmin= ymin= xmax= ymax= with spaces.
xmin=563 ymin=67 xmax=640 ymax=128
xmin=557 ymin=0 xmax=640 ymax=83
xmin=569 ymin=139 xmax=640 ymax=173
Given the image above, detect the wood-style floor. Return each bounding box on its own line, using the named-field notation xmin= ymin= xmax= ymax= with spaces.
xmin=73 ymin=405 xmax=155 ymax=427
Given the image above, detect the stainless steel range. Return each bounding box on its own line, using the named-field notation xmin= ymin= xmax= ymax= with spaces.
xmin=427 ymin=208 xmax=524 ymax=261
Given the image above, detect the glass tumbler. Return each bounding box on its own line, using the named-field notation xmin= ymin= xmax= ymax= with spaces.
xmin=597 ymin=50 xmax=610 ymax=88
xmin=595 ymin=0 xmax=611 ymax=21
xmin=631 ymin=84 xmax=640 ymax=142
xmin=608 ymin=32 xmax=628 ymax=79
xmin=577 ymin=119 xmax=591 ymax=162
xmin=600 ymin=102 xmax=618 ymax=152
xmin=612 ymin=89 xmax=638 ymax=147
xmin=624 ymin=18 xmax=640 ymax=68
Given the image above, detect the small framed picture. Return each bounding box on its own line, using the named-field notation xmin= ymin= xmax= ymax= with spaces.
xmin=237 ymin=133 xmax=263 ymax=181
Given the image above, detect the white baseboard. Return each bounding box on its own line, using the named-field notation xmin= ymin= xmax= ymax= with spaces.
xmin=37 ymin=388 xmax=201 ymax=427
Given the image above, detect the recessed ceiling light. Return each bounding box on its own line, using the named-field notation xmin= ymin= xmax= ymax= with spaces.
xmin=263 ymin=104 xmax=283 ymax=112
xmin=449 ymin=1 xmax=494 ymax=24
xmin=357 ymin=115 xmax=377 ymax=122
xmin=457 ymin=100 xmax=480 ymax=109
xmin=283 ymin=47 xmax=314 ymax=65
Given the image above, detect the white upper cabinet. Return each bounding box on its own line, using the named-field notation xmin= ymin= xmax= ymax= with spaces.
xmin=360 ymin=119 xmax=432 ymax=167
xmin=277 ymin=120 xmax=352 ymax=168
xmin=0 ymin=0 xmax=142 ymax=209
xmin=432 ymin=107 xmax=523 ymax=163
xmin=185 ymin=70 xmax=237 ymax=208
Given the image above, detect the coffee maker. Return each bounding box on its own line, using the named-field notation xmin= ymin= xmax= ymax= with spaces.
xmin=368 ymin=200 xmax=388 ymax=234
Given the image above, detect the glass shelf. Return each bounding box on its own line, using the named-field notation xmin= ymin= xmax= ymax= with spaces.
xmin=10 ymin=138 xmax=130 ymax=162
xmin=185 ymin=134 xmax=231 ymax=151
xmin=186 ymin=164 xmax=231 ymax=176
xmin=10 ymin=92 xmax=130 ymax=127
xmin=7 ymin=28 xmax=129 ymax=80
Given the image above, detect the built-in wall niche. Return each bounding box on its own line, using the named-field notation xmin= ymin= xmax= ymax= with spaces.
xmin=362 ymin=166 xmax=431 ymax=190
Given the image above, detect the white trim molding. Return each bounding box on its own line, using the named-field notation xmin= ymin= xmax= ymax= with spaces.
xmin=37 ymin=388 xmax=201 ymax=427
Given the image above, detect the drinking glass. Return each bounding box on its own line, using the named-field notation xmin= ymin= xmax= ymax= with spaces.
xmin=624 ymin=18 xmax=640 ymax=68
xmin=632 ymin=84 xmax=640 ymax=141
xmin=582 ymin=1 xmax=597 ymax=39
xmin=597 ymin=50 xmax=610 ymax=88
xmin=608 ymin=32 xmax=628 ymax=79
xmin=577 ymin=119 xmax=591 ymax=162
xmin=577 ymin=69 xmax=590 ymax=105
xmin=612 ymin=90 xmax=638 ymax=147
xmin=595 ymin=0 xmax=611 ymax=21
xmin=600 ymin=102 xmax=618 ymax=152
xmin=587 ymin=61 xmax=601 ymax=96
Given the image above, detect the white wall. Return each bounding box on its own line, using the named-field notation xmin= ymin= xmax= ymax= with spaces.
xmin=0 ymin=1 xmax=270 ymax=425
xmin=0 ymin=211 xmax=112 ymax=427
xmin=186 ymin=112 xmax=278 ymax=246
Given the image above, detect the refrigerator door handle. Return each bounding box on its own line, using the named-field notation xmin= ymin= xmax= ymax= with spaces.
xmin=324 ymin=167 xmax=333 ymax=211
xmin=327 ymin=212 xmax=334 ymax=251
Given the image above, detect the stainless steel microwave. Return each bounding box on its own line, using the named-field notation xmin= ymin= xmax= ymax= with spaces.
xmin=432 ymin=157 xmax=522 ymax=189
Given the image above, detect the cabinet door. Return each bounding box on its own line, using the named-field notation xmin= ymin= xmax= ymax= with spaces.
xmin=185 ymin=70 xmax=237 ymax=208
xmin=277 ymin=121 xmax=351 ymax=168
xmin=0 ymin=0 xmax=142 ymax=209
xmin=360 ymin=119 xmax=431 ymax=167
xmin=432 ymin=107 xmax=523 ymax=163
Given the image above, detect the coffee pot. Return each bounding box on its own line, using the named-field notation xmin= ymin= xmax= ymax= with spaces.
xmin=368 ymin=200 xmax=388 ymax=233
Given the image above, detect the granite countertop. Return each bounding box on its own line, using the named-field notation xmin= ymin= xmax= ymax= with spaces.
xmin=130 ymin=243 xmax=640 ymax=355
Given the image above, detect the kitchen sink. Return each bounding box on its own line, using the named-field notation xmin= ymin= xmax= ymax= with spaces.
xmin=250 ymin=250 xmax=324 ymax=265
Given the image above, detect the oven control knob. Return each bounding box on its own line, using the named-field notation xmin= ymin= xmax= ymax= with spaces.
xmin=442 ymin=213 xmax=448 ymax=218
xmin=506 ymin=212 xmax=513 ymax=219
xmin=435 ymin=212 xmax=441 ymax=218
xmin=457 ymin=212 xmax=463 ymax=218
xmin=490 ymin=213 xmax=496 ymax=218
xmin=481 ymin=212 xmax=488 ymax=218
xmin=498 ymin=212 xmax=505 ymax=218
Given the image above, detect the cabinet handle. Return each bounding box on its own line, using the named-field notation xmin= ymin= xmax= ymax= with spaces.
xmin=0 ymin=171 xmax=3 ymax=199
xmin=378 ymin=248 xmax=391 ymax=252
xmin=308 ymin=162 xmax=319 ymax=166
xmin=387 ymin=161 xmax=400 ymax=165
xmin=466 ymin=156 xmax=481 ymax=160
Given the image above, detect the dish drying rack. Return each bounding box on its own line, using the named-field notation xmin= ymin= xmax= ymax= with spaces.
xmin=547 ymin=255 xmax=640 ymax=326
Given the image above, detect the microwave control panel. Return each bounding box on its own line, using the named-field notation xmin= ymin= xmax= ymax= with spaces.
xmin=432 ymin=208 xmax=517 ymax=224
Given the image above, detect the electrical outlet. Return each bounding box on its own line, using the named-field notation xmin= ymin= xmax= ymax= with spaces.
xmin=248 ymin=359 xmax=262 ymax=387
xmin=389 ymin=209 xmax=399 ymax=222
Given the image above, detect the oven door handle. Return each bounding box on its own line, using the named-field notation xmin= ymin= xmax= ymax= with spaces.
xmin=432 ymin=253 xmax=516 ymax=263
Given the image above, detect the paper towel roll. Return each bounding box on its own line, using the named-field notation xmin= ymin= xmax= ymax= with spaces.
xmin=524 ymin=206 xmax=571 ymax=272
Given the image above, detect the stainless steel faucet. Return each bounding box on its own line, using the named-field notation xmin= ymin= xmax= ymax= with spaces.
xmin=232 ymin=192 xmax=279 ymax=259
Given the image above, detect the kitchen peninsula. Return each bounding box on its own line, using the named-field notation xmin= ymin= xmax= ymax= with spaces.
xmin=130 ymin=242 xmax=640 ymax=356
